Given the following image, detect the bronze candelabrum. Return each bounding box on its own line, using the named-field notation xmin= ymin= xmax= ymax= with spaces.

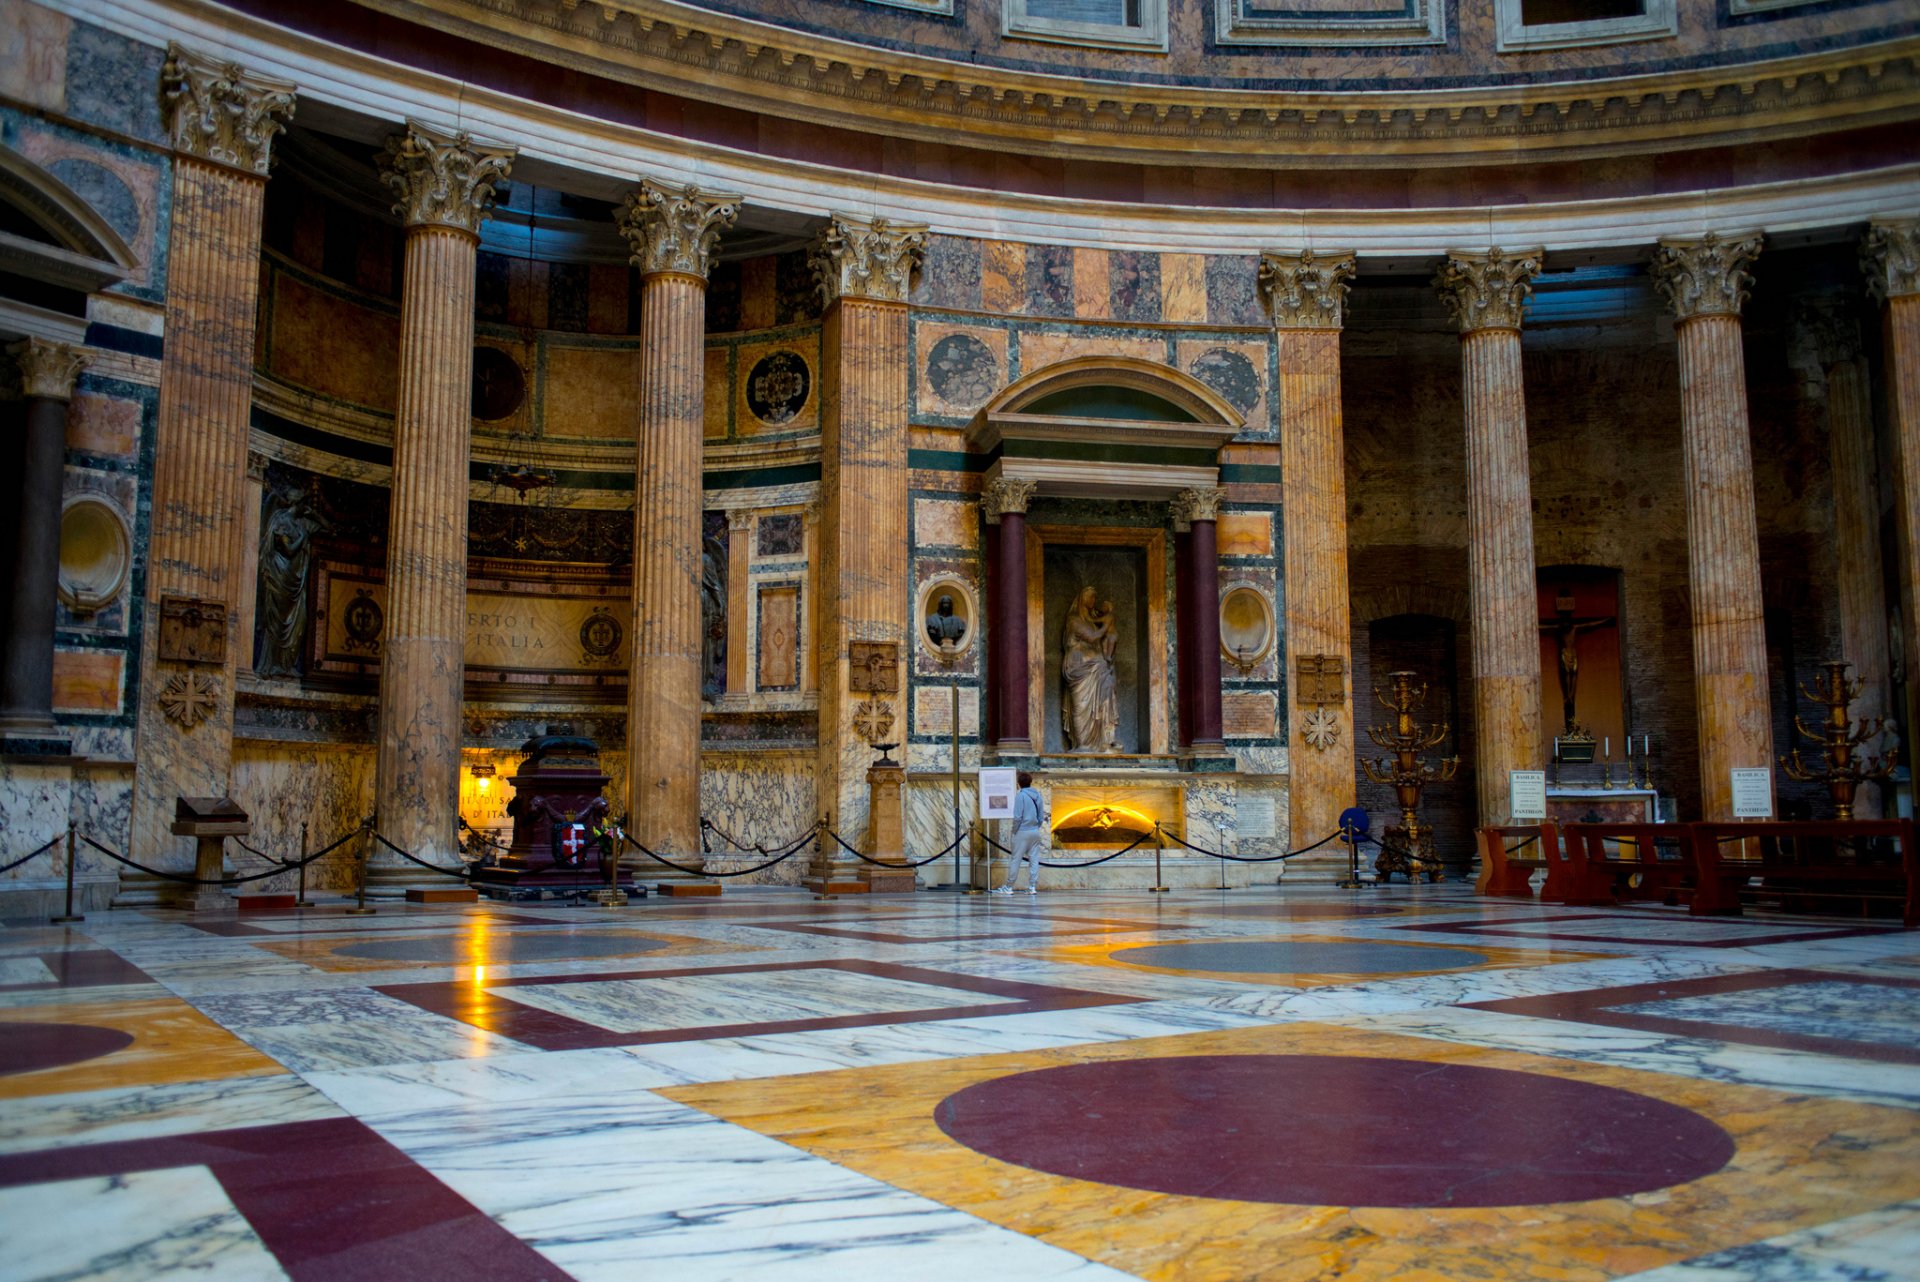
xmin=1361 ymin=670 xmax=1459 ymax=883
xmin=1780 ymin=661 xmax=1897 ymax=820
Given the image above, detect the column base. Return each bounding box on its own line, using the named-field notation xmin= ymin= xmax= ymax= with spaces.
xmin=803 ymin=872 xmax=869 ymax=896
xmin=992 ymin=739 xmax=1034 ymax=756
xmin=655 ymin=881 xmax=722 ymax=897
xmin=365 ymin=860 xmax=469 ymax=898
xmin=858 ymin=864 xmax=917 ymax=895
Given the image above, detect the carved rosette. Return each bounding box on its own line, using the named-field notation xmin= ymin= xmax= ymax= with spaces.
xmin=1259 ymin=250 xmax=1357 ymax=329
xmin=9 ymin=338 xmax=89 ymax=402
xmin=158 ymin=671 xmax=220 ymax=730
xmin=980 ymin=476 xmax=1037 ymax=525
xmin=159 ymin=44 xmax=295 ymax=177
xmin=1862 ymin=218 xmax=1920 ymax=304
xmin=1433 ymin=249 xmax=1542 ymax=333
xmin=1651 ymin=233 xmax=1764 ymax=321
xmin=379 ymin=122 xmax=516 ymax=235
xmin=1170 ymin=486 xmax=1225 ymax=532
xmin=811 ymin=214 xmax=927 ymax=305
xmin=617 ymin=179 xmax=741 ymax=280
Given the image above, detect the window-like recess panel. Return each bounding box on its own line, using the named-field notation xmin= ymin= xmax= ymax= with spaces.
xmin=1496 ymin=0 xmax=1676 ymax=50
xmin=1004 ymin=0 xmax=1168 ymax=51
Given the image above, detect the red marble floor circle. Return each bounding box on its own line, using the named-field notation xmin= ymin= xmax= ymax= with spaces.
xmin=0 ymin=1022 xmax=135 ymax=1076
xmin=934 ymin=1055 xmax=1735 ymax=1207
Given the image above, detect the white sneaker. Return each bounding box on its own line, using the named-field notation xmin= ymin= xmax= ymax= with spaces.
xmin=990 ymin=886 xmax=1013 ymax=895
xmin=1026 ymin=887 xmax=1038 ymax=895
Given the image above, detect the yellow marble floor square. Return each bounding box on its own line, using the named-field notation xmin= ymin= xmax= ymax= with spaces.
xmin=663 ymin=1022 xmax=1920 ymax=1282
xmin=1015 ymin=933 xmax=1614 ymax=987
xmin=0 ymin=998 xmax=286 ymax=1100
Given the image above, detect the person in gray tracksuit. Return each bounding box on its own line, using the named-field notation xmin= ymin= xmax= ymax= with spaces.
xmin=995 ymin=771 xmax=1047 ymax=895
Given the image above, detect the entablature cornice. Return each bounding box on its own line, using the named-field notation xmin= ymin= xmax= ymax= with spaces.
xmin=356 ymin=0 xmax=1920 ymax=167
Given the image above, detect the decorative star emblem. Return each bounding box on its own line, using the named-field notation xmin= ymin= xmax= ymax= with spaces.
xmin=853 ymin=697 xmax=895 ymax=744
xmin=1302 ymin=706 xmax=1341 ymax=751
xmin=158 ymin=672 xmax=219 ymax=730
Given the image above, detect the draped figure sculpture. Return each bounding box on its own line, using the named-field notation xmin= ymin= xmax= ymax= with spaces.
xmin=255 ymin=479 xmax=326 ymax=678
xmin=1062 ymin=585 xmax=1120 ymax=753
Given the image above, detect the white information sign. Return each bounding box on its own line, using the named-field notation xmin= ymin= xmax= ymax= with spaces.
xmin=1730 ymin=768 xmax=1774 ymax=818
xmin=978 ymin=767 xmax=1019 ymax=820
xmin=1237 ymin=795 xmax=1277 ymax=838
xmin=1508 ymin=770 xmax=1547 ymax=821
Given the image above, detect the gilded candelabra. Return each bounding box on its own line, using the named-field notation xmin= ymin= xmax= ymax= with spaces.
xmin=1780 ymin=661 xmax=1897 ymax=820
xmin=1361 ymin=670 xmax=1458 ymax=883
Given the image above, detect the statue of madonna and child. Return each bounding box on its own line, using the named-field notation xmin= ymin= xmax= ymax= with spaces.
xmin=1062 ymin=585 xmax=1121 ymax=753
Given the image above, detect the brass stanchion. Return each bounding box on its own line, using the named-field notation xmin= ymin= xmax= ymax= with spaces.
xmin=294 ymin=822 xmax=313 ymax=908
xmin=963 ymin=819 xmax=986 ymax=895
xmin=345 ymin=826 xmax=376 ymax=915
xmin=51 ymin=830 xmax=82 ymax=924
xmin=593 ymin=824 xmax=627 ymax=908
xmin=1149 ymin=824 xmax=1170 ymax=893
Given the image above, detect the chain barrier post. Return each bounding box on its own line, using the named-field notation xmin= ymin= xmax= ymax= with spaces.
xmin=294 ymin=822 xmax=313 ymax=908
xmin=964 ymin=819 xmax=986 ymax=895
xmin=593 ymin=821 xmax=627 ymax=909
xmin=1150 ymin=823 xmax=1170 ymax=893
xmin=51 ymin=829 xmax=82 ymax=924
xmin=346 ymin=823 xmax=376 ymax=915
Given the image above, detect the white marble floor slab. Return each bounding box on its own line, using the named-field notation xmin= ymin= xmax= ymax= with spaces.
xmin=0 ymin=1075 xmax=344 ymax=1156
xmin=0 ymin=1168 xmax=290 ymax=1282
xmin=1616 ymin=979 xmax=1920 ymax=1049
xmin=1617 ymin=1197 xmax=1920 ymax=1280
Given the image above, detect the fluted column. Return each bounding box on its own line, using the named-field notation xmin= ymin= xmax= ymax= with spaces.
xmin=1652 ymin=233 xmax=1772 ymax=822
xmin=127 ymin=47 xmax=292 ymax=892
xmin=1261 ymin=250 xmax=1357 ymax=847
xmin=1801 ymin=300 xmax=1890 ymax=815
xmin=808 ymin=215 xmax=925 ymax=890
xmin=2 ymin=339 xmax=89 ymax=739
xmin=1435 ymin=249 xmax=1545 ymax=827
xmin=1864 ymin=218 xmax=1920 ymax=757
xmin=983 ymin=476 xmax=1037 ymax=754
xmin=616 ymin=181 xmax=738 ymax=882
xmin=371 ymin=122 xmax=513 ymax=877
xmin=1173 ymin=487 xmax=1226 ymax=753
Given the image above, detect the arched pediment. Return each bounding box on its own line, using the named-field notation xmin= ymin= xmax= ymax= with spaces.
xmin=0 ymin=145 xmax=136 ymax=301
xmin=983 ymin=355 xmax=1243 ymax=428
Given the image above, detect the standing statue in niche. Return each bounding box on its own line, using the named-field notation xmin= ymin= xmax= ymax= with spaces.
xmin=1062 ymin=585 xmax=1120 ymax=753
xmin=255 ymin=479 xmax=327 ymax=677
xmin=700 ymin=529 xmax=727 ymax=700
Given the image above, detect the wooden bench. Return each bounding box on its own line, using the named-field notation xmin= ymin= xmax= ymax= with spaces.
xmin=1557 ymin=823 xmax=1700 ymax=909
xmin=1474 ymin=823 xmax=1563 ymax=898
xmin=1690 ymin=820 xmax=1918 ymax=927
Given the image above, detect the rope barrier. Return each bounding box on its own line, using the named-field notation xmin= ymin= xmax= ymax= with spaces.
xmin=823 ymin=828 xmax=966 ymax=869
xmin=1503 ymin=834 xmax=1540 ymax=855
xmin=81 ymin=833 xmax=346 ymax=886
xmin=980 ymin=828 xmax=1155 ymax=868
xmin=703 ymin=816 xmax=821 ymax=856
xmin=622 ymin=831 xmax=803 ymax=878
xmin=370 ymin=832 xmax=474 ymax=880
xmin=1158 ymin=826 xmax=1346 ymax=863
xmin=230 ymin=824 xmax=367 ymax=869
xmin=0 ymin=832 xmax=65 ymax=876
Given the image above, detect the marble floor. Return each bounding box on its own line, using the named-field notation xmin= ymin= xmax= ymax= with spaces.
xmin=3 ymin=879 xmax=1919 ymax=1280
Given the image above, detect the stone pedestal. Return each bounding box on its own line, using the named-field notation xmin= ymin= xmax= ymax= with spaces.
xmin=170 ymin=797 xmax=249 ymax=914
xmin=1435 ymin=249 xmax=1545 ymax=827
xmin=1652 ymin=233 xmax=1773 ymax=822
xmin=369 ymin=122 xmax=513 ymax=892
xmin=1262 ymin=251 xmax=1358 ymax=851
xmin=857 ymin=762 xmax=915 ymax=893
xmin=618 ymin=180 xmax=738 ymax=893
xmin=124 ymin=48 xmax=293 ymax=905
xmin=471 ymin=729 xmax=628 ymax=898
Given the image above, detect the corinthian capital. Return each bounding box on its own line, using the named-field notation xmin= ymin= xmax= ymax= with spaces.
xmin=1651 ymin=232 xmax=1763 ymax=322
xmin=1170 ymin=486 xmax=1224 ymax=531
xmin=1862 ymin=217 xmax=1920 ymax=304
xmin=980 ymin=476 xmax=1037 ymax=524
xmin=617 ymin=179 xmax=741 ymax=280
xmin=1433 ymin=249 xmax=1542 ymax=333
xmin=811 ymin=214 xmax=926 ymax=305
xmin=379 ymin=122 xmax=515 ymax=235
xmin=9 ymin=338 xmax=89 ymax=402
xmin=1259 ymin=250 xmax=1357 ymax=329
xmin=159 ymin=44 xmax=295 ymax=177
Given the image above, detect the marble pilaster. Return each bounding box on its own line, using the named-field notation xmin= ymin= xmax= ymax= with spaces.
xmin=125 ymin=48 xmax=292 ymax=900
xmin=371 ymin=122 xmax=514 ymax=881
xmin=2 ymin=339 xmax=88 ymax=740
xmin=1434 ymin=249 xmax=1545 ymax=828
xmin=236 ymin=451 xmax=268 ymax=680
xmin=1261 ymin=250 xmax=1356 ymax=848
xmin=1652 ymin=232 xmax=1773 ymax=822
xmin=618 ymin=180 xmax=737 ymax=885
xmin=808 ymin=215 xmax=925 ymax=890
xmin=983 ymin=476 xmax=1037 ymax=754
xmin=1864 ymin=217 xmax=1920 ymax=762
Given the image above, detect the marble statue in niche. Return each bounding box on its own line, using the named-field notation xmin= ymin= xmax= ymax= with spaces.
xmin=701 ymin=516 xmax=728 ymax=699
xmin=1062 ymin=585 xmax=1120 ymax=753
xmin=926 ymin=593 xmax=968 ymax=651
xmin=255 ymin=478 xmax=328 ymax=677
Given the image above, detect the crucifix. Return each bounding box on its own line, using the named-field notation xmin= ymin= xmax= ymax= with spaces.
xmin=1538 ymin=590 xmax=1615 ymax=737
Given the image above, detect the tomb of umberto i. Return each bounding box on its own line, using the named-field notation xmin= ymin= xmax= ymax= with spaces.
xmin=1 ymin=0 xmax=1918 ymax=910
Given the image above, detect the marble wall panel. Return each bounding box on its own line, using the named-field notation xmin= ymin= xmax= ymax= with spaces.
xmin=13 ymin=121 xmax=166 ymax=298
xmin=1026 ymin=244 xmax=1074 ymax=317
xmin=1206 ymin=255 xmax=1264 ymax=327
xmin=229 ymin=742 xmax=378 ymax=892
xmin=588 ymin=263 xmax=629 ymax=335
xmin=544 ymin=343 xmax=639 ymax=440
xmin=981 ymin=241 xmax=1026 ymax=315
xmin=72 ymin=760 xmax=132 ymax=867
xmin=1183 ymin=775 xmax=1238 ymax=858
xmin=1109 ymin=251 xmax=1162 ymax=323
xmin=904 ymin=776 xmax=973 ymax=869
xmin=1217 ymin=512 xmax=1274 ymax=559
xmin=1161 ymin=254 xmax=1209 ymax=323
xmin=912 ymin=497 xmax=977 ymax=552
xmin=66 ymin=392 xmax=140 ymax=458
xmin=267 ymin=272 xmax=400 ymax=412
xmin=912 ymin=684 xmax=980 ymax=738
xmin=51 ymin=648 xmax=122 ymax=713
xmin=0 ymin=1 xmax=68 ymax=112
xmin=739 ymin=257 xmax=776 ymax=330
xmin=699 ymin=748 xmax=815 ymax=884
xmin=915 ymin=322 xmax=1008 ymax=419
xmin=734 ymin=336 xmax=819 ymax=436
xmin=1223 ymin=690 xmax=1279 ymax=739
xmin=1072 ymin=249 xmax=1112 ymax=320
xmin=61 ymin=21 xmax=164 ymax=146
xmin=1178 ymin=337 xmax=1270 ymax=433
xmin=702 ymin=348 xmax=731 ymax=439
xmin=1015 ymin=332 xmax=1164 ymax=377
xmin=913 ymin=234 xmax=982 ymax=311
xmin=757 ymin=584 xmax=800 ymax=691
xmin=0 ymin=761 xmax=73 ymax=887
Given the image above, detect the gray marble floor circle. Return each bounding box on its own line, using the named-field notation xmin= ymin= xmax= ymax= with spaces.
xmin=1111 ymin=940 xmax=1487 ymax=975
xmin=334 ymin=932 xmax=672 ymax=964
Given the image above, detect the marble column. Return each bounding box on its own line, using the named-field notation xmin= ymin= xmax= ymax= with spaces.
xmin=1173 ymin=486 xmax=1226 ymax=753
xmin=1 ymin=339 xmax=89 ymax=740
xmin=1434 ymin=249 xmax=1545 ymax=827
xmin=1800 ymin=300 xmax=1890 ymax=815
xmin=236 ymin=450 xmax=267 ymax=679
xmin=1260 ymin=250 xmax=1357 ymax=849
xmin=1651 ymin=232 xmax=1773 ymax=822
xmin=370 ymin=122 xmax=514 ymax=880
xmin=1864 ymin=217 xmax=1920 ymax=759
xmin=616 ymin=180 xmax=737 ymax=887
xmin=807 ymin=214 xmax=925 ymax=892
xmin=126 ymin=47 xmax=293 ymax=897
xmin=983 ymin=476 xmax=1037 ymax=754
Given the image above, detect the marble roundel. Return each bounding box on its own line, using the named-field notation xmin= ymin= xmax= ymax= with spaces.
xmin=1187 ymin=347 xmax=1260 ymax=415
xmin=926 ymin=333 xmax=999 ymax=408
xmin=1110 ymin=939 xmax=1483 ymax=974
xmin=747 ymin=350 xmax=811 ymax=425
xmin=935 ymin=1055 xmax=1735 ymax=1207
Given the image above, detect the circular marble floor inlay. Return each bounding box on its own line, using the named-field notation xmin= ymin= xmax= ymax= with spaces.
xmin=0 ymin=1022 xmax=136 ymax=1076
xmin=1111 ymin=940 xmax=1486 ymax=974
xmin=334 ymin=932 xmax=671 ymax=964
xmin=936 ymin=1055 xmax=1734 ymax=1207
